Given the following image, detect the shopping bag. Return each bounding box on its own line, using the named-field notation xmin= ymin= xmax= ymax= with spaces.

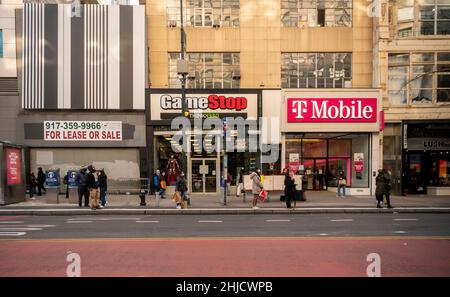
xmin=258 ymin=190 xmax=267 ymax=202
xmin=172 ymin=191 xmax=181 ymax=203
xmin=161 ymin=180 xmax=166 ymax=189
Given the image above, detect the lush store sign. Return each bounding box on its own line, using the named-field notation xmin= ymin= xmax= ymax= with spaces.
xmin=287 ymin=98 xmax=377 ymax=123
xmin=44 ymin=121 xmax=122 ymax=141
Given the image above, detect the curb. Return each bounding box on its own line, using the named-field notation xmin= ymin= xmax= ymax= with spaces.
xmin=0 ymin=208 xmax=449 ymax=216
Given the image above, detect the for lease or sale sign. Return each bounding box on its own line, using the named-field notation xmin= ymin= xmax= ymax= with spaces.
xmin=44 ymin=121 xmax=122 ymax=141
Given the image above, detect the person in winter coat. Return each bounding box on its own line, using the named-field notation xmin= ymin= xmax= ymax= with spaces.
xmin=86 ymin=165 xmax=100 ymax=210
xmin=250 ymin=168 xmax=264 ymax=209
xmin=284 ymin=170 xmax=296 ymax=209
xmin=384 ymin=169 xmax=393 ymax=208
xmin=153 ymin=170 xmax=161 ymax=195
xmin=375 ymin=169 xmax=385 ymax=208
xmin=98 ymin=169 xmax=108 ymax=207
xmin=236 ymin=168 xmax=245 ymax=197
xmin=37 ymin=167 xmax=46 ymax=196
xmin=175 ymin=172 xmax=188 ymax=209
xmin=75 ymin=167 xmax=89 ymax=207
xmin=29 ymin=172 xmax=37 ymax=200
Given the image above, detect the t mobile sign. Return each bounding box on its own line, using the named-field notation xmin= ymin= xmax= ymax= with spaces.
xmin=287 ymin=98 xmax=377 ymax=123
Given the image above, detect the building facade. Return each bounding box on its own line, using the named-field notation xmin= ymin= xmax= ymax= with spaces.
xmin=374 ymin=0 xmax=450 ymax=195
xmin=145 ymin=0 xmax=380 ymax=195
xmin=16 ymin=3 xmax=147 ymax=192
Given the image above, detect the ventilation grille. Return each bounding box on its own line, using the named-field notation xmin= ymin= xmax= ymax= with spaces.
xmin=0 ymin=78 xmax=18 ymax=93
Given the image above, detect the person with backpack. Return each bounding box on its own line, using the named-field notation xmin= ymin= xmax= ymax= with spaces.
xmin=86 ymin=165 xmax=100 ymax=210
xmin=158 ymin=171 xmax=167 ymax=199
xmin=175 ymin=172 xmax=188 ymax=209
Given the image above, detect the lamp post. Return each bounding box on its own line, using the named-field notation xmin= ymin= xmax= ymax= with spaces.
xmin=178 ymin=0 xmax=188 ymax=175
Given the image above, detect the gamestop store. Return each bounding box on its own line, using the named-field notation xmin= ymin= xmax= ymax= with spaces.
xmin=147 ymin=89 xmax=261 ymax=194
xmin=280 ymin=89 xmax=382 ymax=196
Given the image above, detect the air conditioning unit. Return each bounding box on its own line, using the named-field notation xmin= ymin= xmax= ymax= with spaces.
xmin=232 ymin=70 xmax=240 ymax=80
xmin=188 ymin=71 xmax=196 ymax=80
xmin=169 ymin=20 xmax=177 ymax=28
xmin=177 ymin=59 xmax=189 ymax=75
xmin=213 ymin=20 xmax=221 ymax=28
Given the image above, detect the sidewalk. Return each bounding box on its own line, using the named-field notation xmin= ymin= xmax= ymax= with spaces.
xmin=1 ymin=191 xmax=450 ymax=215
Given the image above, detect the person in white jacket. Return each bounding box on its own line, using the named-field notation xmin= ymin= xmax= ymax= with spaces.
xmin=249 ymin=168 xmax=263 ymax=209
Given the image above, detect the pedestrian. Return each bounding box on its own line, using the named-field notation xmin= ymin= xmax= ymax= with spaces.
xmin=159 ymin=171 xmax=167 ymax=199
xmin=98 ymin=169 xmax=108 ymax=207
xmin=86 ymin=165 xmax=100 ymax=210
xmin=175 ymin=172 xmax=188 ymax=209
xmin=384 ymin=169 xmax=393 ymax=209
xmin=337 ymin=170 xmax=346 ymax=197
xmin=250 ymin=168 xmax=264 ymax=209
xmin=226 ymin=172 xmax=232 ymax=196
xmin=236 ymin=168 xmax=244 ymax=197
xmin=375 ymin=169 xmax=385 ymax=208
xmin=63 ymin=173 xmax=69 ymax=198
xmin=284 ymin=169 xmax=296 ymax=209
xmin=153 ymin=169 xmax=161 ymax=196
xmin=37 ymin=167 xmax=46 ymax=196
xmin=29 ymin=172 xmax=37 ymax=200
xmin=301 ymin=173 xmax=308 ymax=201
xmin=75 ymin=167 xmax=90 ymax=207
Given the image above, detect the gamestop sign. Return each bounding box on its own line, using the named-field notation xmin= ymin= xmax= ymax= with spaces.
xmin=287 ymin=98 xmax=377 ymax=123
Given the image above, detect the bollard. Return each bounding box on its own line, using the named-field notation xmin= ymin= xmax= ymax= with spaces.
xmin=139 ymin=189 xmax=146 ymax=206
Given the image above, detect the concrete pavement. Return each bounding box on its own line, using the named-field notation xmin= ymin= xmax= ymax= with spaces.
xmin=1 ymin=191 xmax=450 ymax=215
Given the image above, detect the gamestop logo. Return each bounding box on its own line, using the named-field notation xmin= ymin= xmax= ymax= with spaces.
xmin=287 ymin=98 xmax=377 ymax=123
xmin=161 ymin=94 xmax=248 ymax=111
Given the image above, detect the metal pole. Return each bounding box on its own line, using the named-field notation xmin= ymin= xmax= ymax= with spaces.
xmin=180 ymin=0 xmax=188 ymax=175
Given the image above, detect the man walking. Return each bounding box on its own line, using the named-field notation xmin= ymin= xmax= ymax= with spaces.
xmin=75 ymin=167 xmax=89 ymax=207
xmin=86 ymin=165 xmax=100 ymax=210
xmin=37 ymin=167 xmax=46 ymax=196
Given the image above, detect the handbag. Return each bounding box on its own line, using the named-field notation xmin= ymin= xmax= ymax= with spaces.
xmin=338 ymin=179 xmax=347 ymax=186
xmin=172 ymin=191 xmax=181 ymax=203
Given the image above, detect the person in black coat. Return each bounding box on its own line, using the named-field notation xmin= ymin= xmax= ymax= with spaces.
xmin=98 ymin=169 xmax=108 ymax=207
xmin=383 ymin=169 xmax=393 ymax=208
xmin=284 ymin=170 xmax=296 ymax=209
xmin=375 ymin=169 xmax=385 ymax=208
xmin=37 ymin=167 xmax=46 ymax=196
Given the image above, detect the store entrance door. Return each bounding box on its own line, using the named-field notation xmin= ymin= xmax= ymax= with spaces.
xmin=190 ymin=158 xmax=219 ymax=194
xmin=303 ymin=158 xmax=327 ymax=190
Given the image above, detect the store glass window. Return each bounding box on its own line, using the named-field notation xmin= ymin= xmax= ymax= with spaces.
xmin=0 ymin=30 xmax=3 ymax=58
xmin=388 ymin=52 xmax=450 ymax=104
xmin=281 ymin=0 xmax=352 ymax=27
xmin=167 ymin=0 xmax=239 ymax=27
xmin=168 ymin=52 xmax=240 ymax=89
xmin=281 ymin=52 xmax=352 ymax=88
xmin=303 ymin=139 xmax=327 ymax=158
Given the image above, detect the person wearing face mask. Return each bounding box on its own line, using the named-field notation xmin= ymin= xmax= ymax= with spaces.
xmin=249 ymin=168 xmax=264 ymax=209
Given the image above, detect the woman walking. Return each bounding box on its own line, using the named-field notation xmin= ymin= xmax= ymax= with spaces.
xmin=175 ymin=172 xmax=188 ymax=209
xmin=284 ymin=169 xmax=296 ymax=209
xmin=375 ymin=169 xmax=385 ymax=208
xmin=384 ymin=169 xmax=393 ymax=209
xmin=250 ymin=168 xmax=264 ymax=209
xmin=98 ymin=169 xmax=108 ymax=208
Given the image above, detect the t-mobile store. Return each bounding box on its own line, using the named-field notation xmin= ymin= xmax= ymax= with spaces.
xmin=276 ymin=89 xmax=382 ymax=196
xmin=147 ymin=89 xmax=261 ymax=195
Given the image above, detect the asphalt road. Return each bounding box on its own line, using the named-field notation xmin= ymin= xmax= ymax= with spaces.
xmin=0 ymin=214 xmax=449 ymax=277
xmin=0 ymin=213 xmax=449 ymax=238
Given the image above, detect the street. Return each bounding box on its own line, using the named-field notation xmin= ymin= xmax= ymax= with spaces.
xmin=0 ymin=213 xmax=449 ymax=276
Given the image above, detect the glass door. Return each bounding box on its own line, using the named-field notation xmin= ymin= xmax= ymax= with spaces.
xmin=315 ymin=159 xmax=327 ymax=190
xmin=190 ymin=158 xmax=218 ymax=193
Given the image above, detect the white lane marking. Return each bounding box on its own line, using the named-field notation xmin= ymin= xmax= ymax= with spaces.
xmin=394 ymin=231 xmax=407 ymax=234
xmin=393 ymin=219 xmax=418 ymax=221
xmin=330 ymin=219 xmax=354 ymax=222
xmin=0 ymin=232 xmax=27 ymax=236
xmin=266 ymin=220 xmax=291 ymax=222
xmin=198 ymin=220 xmax=223 ymax=223
xmin=136 ymin=221 xmax=160 ymax=223
xmin=0 ymin=221 xmax=25 ymax=224
xmin=66 ymin=221 xmax=93 ymax=223
xmin=0 ymin=225 xmax=56 ymax=228
xmin=67 ymin=218 xmax=142 ymax=221
xmin=0 ymin=227 xmax=42 ymax=231
xmin=318 ymin=233 xmax=329 ymax=236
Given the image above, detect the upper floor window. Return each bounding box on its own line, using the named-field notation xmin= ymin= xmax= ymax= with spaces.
xmin=167 ymin=0 xmax=240 ymax=28
xmin=281 ymin=52 xmax=352 ymax=88
xmin=388 ymin=52 xmax=450 ymax=105
xmin=169 ymin=52 xmax=240 ymax=88
xmin=395 ymin=0 xmax=450 ymax=38
xmin=281 ymin=0 xmax=352 ymax=28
